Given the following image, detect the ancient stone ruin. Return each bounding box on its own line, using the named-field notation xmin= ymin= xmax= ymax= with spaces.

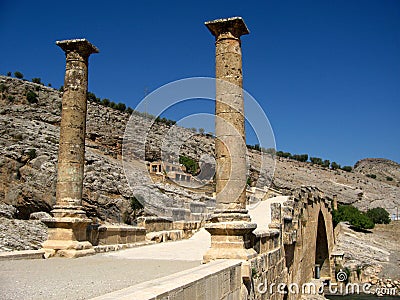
xmin=203 ymin=17 xmax=258 ymax=262
xmin=42 ymin=39 xmax=99 ymax=258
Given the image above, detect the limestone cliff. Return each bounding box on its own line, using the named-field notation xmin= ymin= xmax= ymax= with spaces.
xmin=1 ymin=75 xmax=399 ymax=224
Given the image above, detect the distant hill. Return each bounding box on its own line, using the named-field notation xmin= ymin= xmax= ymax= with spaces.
xmin=354 ymin=158 xmax=400 ymax=187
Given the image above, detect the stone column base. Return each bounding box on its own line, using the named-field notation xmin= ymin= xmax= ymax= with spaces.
xmin=42 ymin=216 xmax=95 ymax=258
xmin=203 ymin=221 xmax=257 ymax=263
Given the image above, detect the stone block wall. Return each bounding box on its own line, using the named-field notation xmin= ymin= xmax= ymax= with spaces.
xmin=87 ymin=224 xmax=146 ymax=246
xmin=137 ymin=216 xmax=173 ymax=232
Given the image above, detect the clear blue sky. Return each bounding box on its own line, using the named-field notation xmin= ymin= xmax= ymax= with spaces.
xmin=1 ymin=0 xmax=399 ymax=166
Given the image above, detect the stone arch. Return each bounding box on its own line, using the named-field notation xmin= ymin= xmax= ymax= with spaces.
xmin=315 ymin=210 xmax=330 ymax=278
xmin=281 ymin=186 xmax=335 ymax=290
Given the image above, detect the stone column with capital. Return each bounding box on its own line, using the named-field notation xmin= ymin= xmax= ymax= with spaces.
xmin=203 ymin=17 xmax=257 ymax=262
xmin=42 ymin=39 xmax=98 ymax=258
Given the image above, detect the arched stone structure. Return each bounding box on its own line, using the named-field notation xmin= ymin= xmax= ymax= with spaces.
xmin=279 ymin=186 xmax=335 ymax=292
xmin=238 ymin=186 xmax=336 ymax=300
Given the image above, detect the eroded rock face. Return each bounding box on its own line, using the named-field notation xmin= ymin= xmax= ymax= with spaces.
xmin=0 ymin=204 xmax=48 ymax=251
xmin=0 ymin=76 xmax=215 ymax=224
xmin=1 ymin=75 xmax=399 ymax=224
xmin=334 ymin=222 xmax=400 ymax=281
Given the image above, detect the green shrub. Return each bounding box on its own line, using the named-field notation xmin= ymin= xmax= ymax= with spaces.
xmin=126 ymin=107 xmax=134 ymax=114
xmin=116 ymin=103 xmax=126 ymax=112
xmin=366 ymin=174 xmax=376 ymax=179
xmin=7 ymin=95 xmax=15 ymax=102
xmin=333 ymin=204 xmax=374 ymax=230
xmin=341 ymin=166 xmax=353 ymax=172
xmin=87 ymin=91 xmax=98 ymax=102
xmin=331 ymin=162 xmax=340 ymax=170
xmin=386 ymin=176 xmax=393 ymax=181
xmin=310 ymin=157 xmax=323 ymax=165
xmin=247 ymin=177 xmax=252 ymax=186
xmin=179 ymin=155 xmax=199 ymax=175
xmin=366 ymin=207 xmax=391 ymax=224
xmin=32 ymin=78 xmax=42 ymax=84
xmin=101 ymin=98 xmax=110 ymax=106
xmin=27 ymin=149 xmax=37 ymax=160
xmin=7 ymin=72 xmax=11 ymax=76
xmin=277 ymin=151 xmax=292 ymax=158
xmin=292 ymin=154 xmax=308 ymax=162
xmin=0 ymin=84 xmax=7 ymax=92
xmin=322 ymin=159 xmax=330 ymax=168
xmin=26 ymin=91 xmax=38 ymax=103
xmin=130 ymin=196 xmax=144 ymax=211
xmin=14 ymin=71 xmax=24 ymax=79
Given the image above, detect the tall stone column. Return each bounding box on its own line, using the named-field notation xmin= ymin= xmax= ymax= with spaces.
xmin=42 ymin=39 xmax=98 ymax=258
xmin=203 ymin=17 xmax=257 ymax=262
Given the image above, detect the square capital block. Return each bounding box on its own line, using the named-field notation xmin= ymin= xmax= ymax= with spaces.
xmin=205 ymin=17 xmax=249 ymax=38
xmin=56 ymin=39 xmax=99 ymax=57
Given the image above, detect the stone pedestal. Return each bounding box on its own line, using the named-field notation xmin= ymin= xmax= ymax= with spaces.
xmin=42 ymin=213 xmax=93 ymax=258
xmin=203 ymin=222 xmax=257 ymax=263
xmin=42 ymin=39 xmax=98 ymax=258
xmin=203 ymin=17 xmax=257 ymax=262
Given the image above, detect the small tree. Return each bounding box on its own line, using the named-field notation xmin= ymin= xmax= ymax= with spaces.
xmin=7 ymin=72 xmax=11 ymax=76
xmin=87 ymin=92 xmax=98 ymax=102
xmin=277 ymin=151 xmax=292 ymax=158
xmin=26 ymin=91 xmax=38 ymax=103
xmin=126 ymin=107 xmax=134 ymax=114
xmin=366 ymin=207 xmax=391 ymax=224
xmin=179 ymin=155 xmax=199 ymax=175
xmin=322 ymin=159 xmax=330 ymax=168
xmin=199 ymin=128 xmax=205 ymax=135
xmin=341 ymin=166 xmax=352 ymax=172
xmin=116 ymin=102 xmax=126 ymax=112
xmin=332 ymin=204 xmax=375 ymax=230
xmin=101 ymin=98 xmax=110 ymax=106
xmin=14 ymin=71 xmax=24 ymax=79
xmin=366 ymin=174 xmax=377 ymax=179
xmin=32 ymin=78 xmax=42 ymax=84
xmin=386 ymin=176 xmax=393 ymax=181
xmin=310 ymin=157 xmax=323 ymax=165
xmin=331 ymin=162 xmax=340 ymax=170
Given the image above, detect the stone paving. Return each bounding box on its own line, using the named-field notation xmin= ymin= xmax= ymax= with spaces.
xmin=0 ymin=229 xmax=211 ymax=300
xmin=0 ymin=199 xmax=282 ymax=300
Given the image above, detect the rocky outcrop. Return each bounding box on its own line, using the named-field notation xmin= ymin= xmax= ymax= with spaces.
xmin=1 ymin=75 xmax=399 ymax=227
xmin=0 ymin=204 xmax=47 ymax=251
xmin=334 ymin=221 xmax=400 ymax=281
xmin=354 ymin=158 xmax=400 ymax=187
xmin=0 ymin=76 xmax=214 ymax=224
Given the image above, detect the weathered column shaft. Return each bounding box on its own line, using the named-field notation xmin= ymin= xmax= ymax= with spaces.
xmin=42 ymin=39 xmax=98 ymax=258
xmin=56 ymin=48 xmax=91 ymax=207
xmin=203 ymin=17 xmax=257 ymax=263
xmin=207 ymin=17 xmax=249 ymax=213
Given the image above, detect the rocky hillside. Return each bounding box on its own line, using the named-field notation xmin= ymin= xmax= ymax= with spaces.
xmin=354 ymin=158 xmax=400 ymax=187
xmin=1 ymin=75 xmax=399 ymax=224
xmin=0 ymin=76 xmax=214 ymax=223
